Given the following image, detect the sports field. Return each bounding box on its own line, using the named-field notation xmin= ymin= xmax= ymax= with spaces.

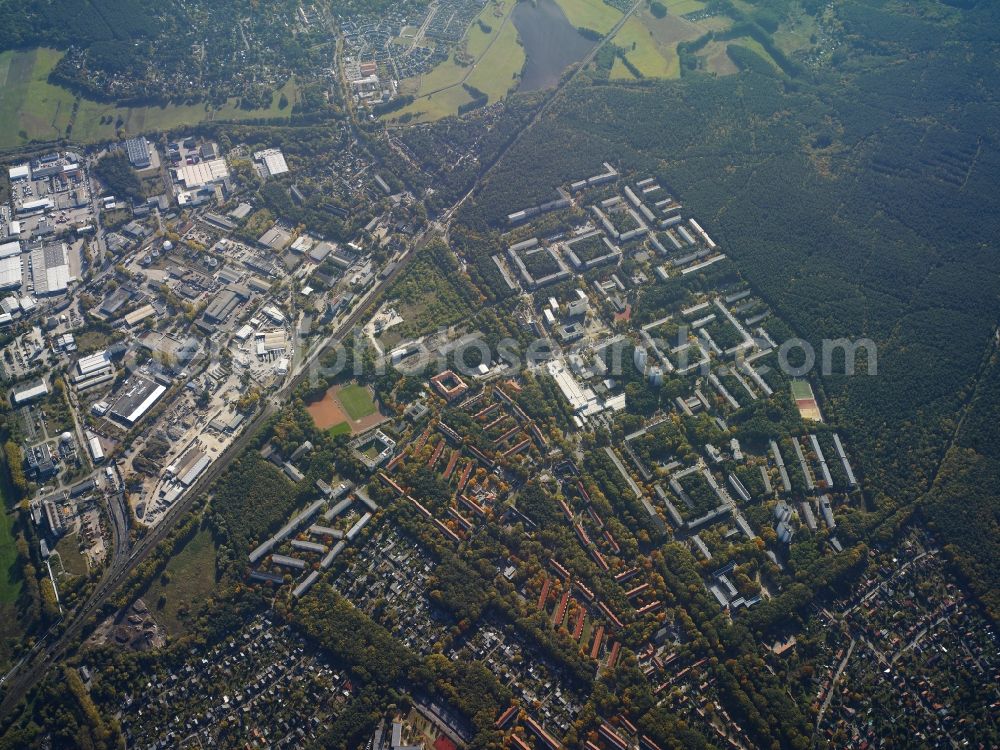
xmin=0 ymin=47 xmax=298 ymax=152
xmin=338 ymin=384 xmax=378 ymax=420
xmin=790 ymin=380 xmax=813 ymax=400
xmin=307 ymin=383 xmax=384 ymax=435
xmin=791 ymin=380 xmax=823 ymax=421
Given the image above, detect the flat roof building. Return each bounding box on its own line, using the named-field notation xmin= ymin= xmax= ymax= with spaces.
xmin=124 ymin=137 xmax=151 ymax=168
xmin=109 ymin=376 xmax=167 ymax=425
xmin=0 ymin=257 xmax=21 ymax=290
xmin=174 ymin=158 xmax=229 ymax=189
xmin=30 ymin=242 xmax=70 ymax=296
xmin=254 ymin=148 xmax=289 ymax=177
xmin=11 ymin=379 xmax=48 ymax=405
xmin=203 ymin=289 xmax=242 ymax=324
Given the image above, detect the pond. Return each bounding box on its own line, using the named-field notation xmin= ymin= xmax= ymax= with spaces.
xmin=512 ymin=0 xmax=598 ymax=91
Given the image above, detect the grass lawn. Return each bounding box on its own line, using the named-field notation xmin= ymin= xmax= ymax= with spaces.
xmin=554 ymin=0 xmax=623 ymax=34
xmin=394 ymin=86 xmax=476 ymax=122
xmin=612 ymin=16 xmax=678 ymax=79
xmin=0 ymin=47 xmax=298 ymax=152
xmin=0 ymin=48 xmax=75 ymax=150
xmin=329 ymin=421 xmax=351 ymax=437
xmin=141 ymin=527 xmax=217 ymax=636
xmin=0 ymin=468 xmax=26 ymax=673
xmin=338 ymin=384 xmax=377 ymax=420
xmin=0 ymin=483 xmax=21 ymax=605
xmin=54 ymin=533 xmax=89 ymax=578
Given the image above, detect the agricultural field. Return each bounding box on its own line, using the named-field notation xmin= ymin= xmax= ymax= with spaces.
xmin=663 ymin=0 xmax=706 ymax=14
xmin=610 ymin=57 xmax=637 ymax=80
xmin=610 ymin=16 xmax=678 ymax=79
xmin=554 ymin=0 xmax=623 ymax=34
xmin=609 ymin=3 xmax=732 ymax=80
xmin=391 ymin=0 xmax=525 ymax=122
xmin=0 ymin=47 xmax=298 ymax=152
xmin=140 ymin=527 xmax=218 ymax=636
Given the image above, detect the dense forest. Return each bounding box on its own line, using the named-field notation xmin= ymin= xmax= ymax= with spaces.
xmin=921 ymin=342 xmax=1000 ymax=621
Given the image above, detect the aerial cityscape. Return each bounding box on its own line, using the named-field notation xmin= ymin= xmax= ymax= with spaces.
xmin=0 ymin=0 xmax=997 ymax=748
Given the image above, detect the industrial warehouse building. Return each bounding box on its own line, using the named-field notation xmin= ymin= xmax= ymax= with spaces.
xmin=109 ymin=375 xmax=167 ymax=426
xmin=125 ymin=137 xmax=151 ymax=168
xmin=30 ymin=242 xmax=70 ymax=295
xmin=254 ymin=148 xmax=289 ymax=177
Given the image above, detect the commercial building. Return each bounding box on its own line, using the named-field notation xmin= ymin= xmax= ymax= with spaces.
xmin=203 ymin=288 xmax=244 ymax=324
xmin=17 ymin=198 xmax=54 ymax=216
xmin=0 ymin=256 xmax=22 ymax=290
xmin=254 ymin=149 xmax=289 ymax=177
xmin=11 ymin=379 xmax=49 ymax=405
xmin=546 ymin=360 xmax=601 ymax=418
xmin=30 ymin=242 xmax=70 ymax=295
xmin=109 ymin=375 xmax=167 ymax=425
xmin=169 ymin=447 xmax=211 ymax=487
xmin=86 ymin=432 xmax=105 ymax=463
xmin=75 ymin=350 xmax=113 ymax=380
xmin=255 ymin=330 xmax=287 ymax=358
xmin=124 ymin=304 xmax=157 ymax=328
xmin=174 ymin=158 xmax=229 ymax=189
xmin=124 ymin=137 xmax=151 ymax=168
xmin=0 ymin=241 xmax=21 ymax=260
